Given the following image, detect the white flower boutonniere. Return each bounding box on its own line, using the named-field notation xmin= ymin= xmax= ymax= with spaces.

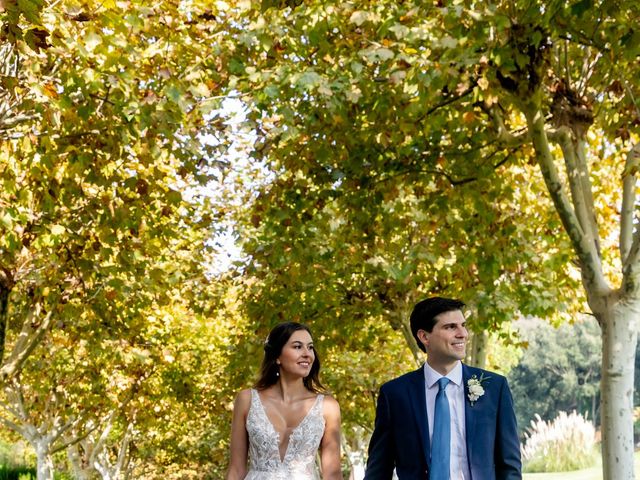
xmin=467 ymin=373 xmax=490 ymax=406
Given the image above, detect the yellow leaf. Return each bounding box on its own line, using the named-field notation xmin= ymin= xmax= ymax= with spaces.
xmin=42 ymin=83 xmax=58 ymax=99
xmin=484 ymin=94 xmax=498 ymax=106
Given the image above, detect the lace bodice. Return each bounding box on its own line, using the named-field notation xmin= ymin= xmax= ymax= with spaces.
xmin=245 ymin=389 xmax=325 ymax=480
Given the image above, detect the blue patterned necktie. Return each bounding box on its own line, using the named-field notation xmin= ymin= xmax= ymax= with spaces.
xmin=431 ymin=377 xmax=451 ymax=480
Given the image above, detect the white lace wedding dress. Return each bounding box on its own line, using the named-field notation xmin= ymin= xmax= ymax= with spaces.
xmin=245 ymin=389 xmax=325 ymax=480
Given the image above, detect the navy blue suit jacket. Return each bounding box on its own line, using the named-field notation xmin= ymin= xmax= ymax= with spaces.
xmin=364 ymin=364 xmax=522 ymax=480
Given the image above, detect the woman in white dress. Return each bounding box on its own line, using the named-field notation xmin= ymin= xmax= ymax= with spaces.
xmin=226 ymin=322 xmax=343 ymax=480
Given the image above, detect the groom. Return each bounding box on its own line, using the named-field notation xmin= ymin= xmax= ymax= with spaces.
xmin=364 ymin=297 xmax=522 ymax=480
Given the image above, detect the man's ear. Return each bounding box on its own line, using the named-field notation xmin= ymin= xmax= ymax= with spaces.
xmin=416 ymin=329 xmax=429 ymax=349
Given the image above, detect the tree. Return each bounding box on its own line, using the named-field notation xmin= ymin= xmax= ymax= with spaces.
xmin=472 ymin=6 xmax=639 ymax=478
xmin=0 ymin=336 xmax=151 ymax=479
xmin=0 ymin=0 xmax=229 ymax=383
xmin=224 ymin=1 xmax=639 ymax=477
xmin=0 ymin=2 xmax=236 ymax=478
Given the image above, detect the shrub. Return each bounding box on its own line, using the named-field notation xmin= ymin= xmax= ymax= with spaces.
xmin=521 ymin=410 xmax=598 ymax=473
xmin=0 ymin=466 xmax=72 ymax=480
xmin=0 ymin=464 xmax=36 ymax=480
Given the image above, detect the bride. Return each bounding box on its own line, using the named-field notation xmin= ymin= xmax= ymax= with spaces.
xmin=226 ymin=322 xmax=343 ymax=480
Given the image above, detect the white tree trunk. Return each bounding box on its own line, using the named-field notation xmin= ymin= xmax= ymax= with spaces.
xmin=34 ymin=441 xmax=54 ymax=480
xmin=598 ymin=299 xmax=638 ymax=480
xmin=94 ymin=462 xmax=113 ymax=480
xmin=67 ymin=442 xmax=93 ymax=480
xmin=524 ymin=106 xmax=639 ymax=480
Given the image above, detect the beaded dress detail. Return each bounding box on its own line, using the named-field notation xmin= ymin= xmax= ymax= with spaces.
xmin=245 ymin=389 xmax=325 ymax=480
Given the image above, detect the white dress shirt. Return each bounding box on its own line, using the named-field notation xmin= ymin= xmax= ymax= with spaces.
xmin=424 ymin=361 xmax=471 ymax=480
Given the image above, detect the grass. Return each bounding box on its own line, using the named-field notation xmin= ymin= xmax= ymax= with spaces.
xmin=523 ymin=450 xmax=640 ymax=480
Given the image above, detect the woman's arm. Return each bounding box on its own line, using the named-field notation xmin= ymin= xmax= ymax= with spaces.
xmin=320 ymin=395 xmax=344 ymax=480
xmin=225 ymin=389 xmax=251 ymax=480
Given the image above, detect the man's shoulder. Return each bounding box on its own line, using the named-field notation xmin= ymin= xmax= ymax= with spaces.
xmin=380 ymin=367 xmax=423 ymax=391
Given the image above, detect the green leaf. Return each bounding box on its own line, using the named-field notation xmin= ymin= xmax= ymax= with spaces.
xmin=0 ymin=212 xmax=13 ymax=229
xmin=166 ymin=189 xmax=182 ymax=204
xmin=165 ymin=84 xmax=183 ymax=104
xmin=296 ymin=70 xmax=322 ymax=89
xmin=261 ymin=0 xmax=280 ymax=13
xmin=17 ymin=0 xmax=42 ymax=24
xmin=570 ymin=0 xmax=593 ymax=17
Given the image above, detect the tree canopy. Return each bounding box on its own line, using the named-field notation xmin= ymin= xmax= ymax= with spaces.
xmin=224 ymin=1 xmax=640 ymax=478
xmin=1 ymin=0 xmax=237 ymax=477
xmin=2 ymin=0 xmax=640 ymax=478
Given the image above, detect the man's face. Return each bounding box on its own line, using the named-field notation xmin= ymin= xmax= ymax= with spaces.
xmin=419 ymin=309 xmax=468 ymax=371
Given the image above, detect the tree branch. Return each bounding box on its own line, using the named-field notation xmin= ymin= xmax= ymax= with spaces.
xmin=482 ymin=103 xmax=529 ymax=147
xmin=0 ymin=305 xmax=54 ymax=381
xmin=524 ymin=107 xmax=609 ymax=294
xmin=0 ymin=395 xmax=22 ymax=421
xmin=556 ymin=127 xmax=601 ymax=255
xmin=0 ymin=414 xmax=26 ymax=436
xmin=415 ymin=83 xmax=476 ymax=124
xmin=50 ymin=415 xmax=95 ymax=455
xmin=621 ymin=143 xmax=640 ymax=272
xmin=112 ymin=423 xmax=134 ymax=477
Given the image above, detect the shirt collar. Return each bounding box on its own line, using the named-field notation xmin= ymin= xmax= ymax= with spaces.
xmin=423 ymin=360 xmax=463 ymax=388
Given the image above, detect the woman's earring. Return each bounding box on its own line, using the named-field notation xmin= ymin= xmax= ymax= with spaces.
xmin=276 ymin=370 xmax=279 ymax=377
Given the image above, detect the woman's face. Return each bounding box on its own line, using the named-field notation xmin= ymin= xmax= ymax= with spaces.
xmin=277 ymin=329 xmax=315 ymax=378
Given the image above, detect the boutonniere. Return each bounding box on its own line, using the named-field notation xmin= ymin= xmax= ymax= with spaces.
xmin=467 ymin=373 xmax=490 ymax=406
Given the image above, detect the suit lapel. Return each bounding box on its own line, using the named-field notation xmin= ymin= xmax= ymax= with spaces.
xmin=407 ymin=367 xmax=431 ymax=466
xmin=462 ymin=364 xmax=476 ymax=463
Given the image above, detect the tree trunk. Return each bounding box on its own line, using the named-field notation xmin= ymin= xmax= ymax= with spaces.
xmin=0 ymin=285 xmax=9 ymax=365
xmin=523 ymin=103 xmax=638 ymax=479
xmin=67 ymin=442 xmax=93 ymax=480
xmin=597 ymin=298 xmax=638 ymax=480
xmin=34 ymin=441 xmax=54 ymax=480
xmin=466 ymin=330 xmax=487 ymax=369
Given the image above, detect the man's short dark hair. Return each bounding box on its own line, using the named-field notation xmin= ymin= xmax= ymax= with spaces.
xmin=410 ymin=297 xmax=466 ymax=352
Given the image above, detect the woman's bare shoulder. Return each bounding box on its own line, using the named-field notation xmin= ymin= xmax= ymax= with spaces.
xmin=321 ymin=394 xmax=341 ymax=415
xmin=234 ymin=388 xmax=252 ymax=411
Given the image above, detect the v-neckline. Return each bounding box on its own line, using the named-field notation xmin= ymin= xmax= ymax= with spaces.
xmin=254 ymin=389 xmax=321 ymax=464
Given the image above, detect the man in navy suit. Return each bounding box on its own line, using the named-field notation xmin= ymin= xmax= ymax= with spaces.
xmin=364 ymin=297 xmax=522 ymax=480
